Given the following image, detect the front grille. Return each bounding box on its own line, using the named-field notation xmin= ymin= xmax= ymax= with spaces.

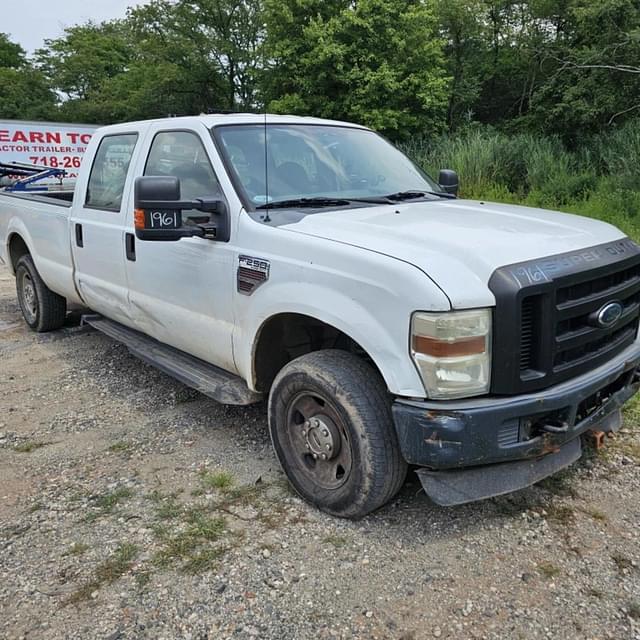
xmin=490 ymin=239 xmax=640 ymax=395
xmin=519 ymin=297 xmax=535 ymax=371
xmin=545 ymin=263 xmax=640 ymax=374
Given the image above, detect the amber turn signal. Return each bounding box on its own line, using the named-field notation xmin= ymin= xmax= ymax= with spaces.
xmin=134 ymin=208 xmax=146 ymax=229
xmin=412 ymin=334 xmax=486 ymax=358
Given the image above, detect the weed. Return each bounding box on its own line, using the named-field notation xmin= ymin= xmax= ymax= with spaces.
xmin=538 ymin=561 xmax=561 ymax=579
xmin=182 ymin=547 xmax=227 ymax=574
xmin=184 ymin=509 xmax=226 ymax=541
xmin=14 ymin=441 xmax=49 ymax=453
xmin=545 ymin=504 xmax=576 ymax=526
xmin=95 ymin=487 xmax=133 ymax=512
xmin=65 ymin=543 xmax=138 ymax=605
xmin=323 ymin=535 xmax=349 ymax=548
xmin=135 ymin=571 xmax=151 ymax=589
xmin=581 ymin=507 xmax=608 ymax=522
xmin=629 ymin=601 xmax=640 ymax=621
xmin=65 ymin=542 xmax=90 ymax=556
xmin=199 ymin=470 xmax=234 ymax=491
xmin=27 ymin=501 xmax=44 ymax=513
xmin=147 ymin=490 xmax=183 ymax=520
xmin=108 ymin=441 xmax=132 ymax=454
xmin=611 ymin=553 xmax=634 ymax=575
xmin=83 ymin=487 xmax=134 ymax=522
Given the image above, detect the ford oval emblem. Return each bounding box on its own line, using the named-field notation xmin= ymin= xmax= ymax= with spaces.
xmin=595 ymin=301 xmax=624 ymax=328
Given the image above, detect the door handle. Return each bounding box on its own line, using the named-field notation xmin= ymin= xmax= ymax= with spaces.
xmin=125 ymin=233 xmax=136 ymax=261
xmin=75 ymin=223 xmax=83 ymax=247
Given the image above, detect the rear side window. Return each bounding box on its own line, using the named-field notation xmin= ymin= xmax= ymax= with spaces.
xmin=85 ymin=134 xmax=138 ymax=211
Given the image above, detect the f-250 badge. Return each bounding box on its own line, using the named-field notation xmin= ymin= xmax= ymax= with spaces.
xmin=237 ymin=255 xmax=270 ymax=295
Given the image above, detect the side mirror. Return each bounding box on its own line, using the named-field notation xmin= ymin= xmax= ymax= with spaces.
xmin=438 ymin=169 xmax=459 ymax=197
xmin=134 ymin=176 xmax=230 ymax=242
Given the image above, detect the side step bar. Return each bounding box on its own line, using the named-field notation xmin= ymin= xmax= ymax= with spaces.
xmin=82 ymin=314 xmax=262 ymax=406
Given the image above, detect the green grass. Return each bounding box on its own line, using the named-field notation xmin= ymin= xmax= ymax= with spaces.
xmin=401 ymin=118 xmax=640 ymax=244
xmin=14 ymin=441 xmax=49 ymax=453
xmin=65 ymin=542 xmax=138 ymax=604
xmin=107 ymin=441 xmax=133 ymax=454
xmin=323 ymin=534 xmax=349 ymax=548
xmin=538 ymin=561 xmax=562 ymax=579
xmin=83 ymin=486 xmax=134 ymax=522
xmin=199 ymin=469 xmax=235 ymax=491
xmin=64 ymin=542 xmax=90 ymax=556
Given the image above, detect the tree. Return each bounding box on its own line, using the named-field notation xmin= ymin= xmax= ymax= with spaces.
xmin=0 ymin=32 xmax=26 ymax=68
xmin=263 ymin=0 xmax=450 ymax=139
xmin=0 ymin=33 xmax=56 ymax=120
xmin=35 ymin=22 xmax=133 ymax=102
xmin=172 ymin=0 xmax=265 ymax=109
xmin=529 ymin=0 xmax=640 ymax=136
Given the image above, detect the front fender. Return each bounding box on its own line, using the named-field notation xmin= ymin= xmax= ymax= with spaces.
xmin=237 ymin=280 xmax=436 ymax=398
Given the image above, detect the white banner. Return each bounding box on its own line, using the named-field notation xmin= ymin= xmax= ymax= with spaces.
xmin=0 ymin=120 xmax=99 ymax=184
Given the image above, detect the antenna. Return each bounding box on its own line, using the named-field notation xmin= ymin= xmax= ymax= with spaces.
xmin=263 ymin=106 xmax=271 ymax=223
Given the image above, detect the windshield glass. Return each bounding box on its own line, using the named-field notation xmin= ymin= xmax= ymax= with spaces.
xmin=214 ymin=124 xmax=442 ymax=209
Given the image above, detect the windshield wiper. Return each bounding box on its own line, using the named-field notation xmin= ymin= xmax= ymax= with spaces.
xmin=381 ymin=190 xmax=455 ymax=201
xmin=256 ymin=197 xmax=354 ymax=210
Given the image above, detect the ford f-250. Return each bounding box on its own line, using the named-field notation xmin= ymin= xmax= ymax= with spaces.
xmin=1 ymin=114 xmax=639 ymax=518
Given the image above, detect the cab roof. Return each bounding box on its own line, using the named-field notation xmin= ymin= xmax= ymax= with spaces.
xmin=97 ymin=113 xmax=369 ymax=135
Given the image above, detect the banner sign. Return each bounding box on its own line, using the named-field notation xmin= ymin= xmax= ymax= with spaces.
xmin=0 ymin=120 xmax=98 ymax=184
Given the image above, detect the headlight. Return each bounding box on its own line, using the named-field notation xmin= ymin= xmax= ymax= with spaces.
xmin=411 ymin=309 xmax=492 ymax=399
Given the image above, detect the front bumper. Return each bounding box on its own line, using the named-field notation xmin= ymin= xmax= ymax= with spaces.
xmin=392 ymin=342 xmax=640 ymax=503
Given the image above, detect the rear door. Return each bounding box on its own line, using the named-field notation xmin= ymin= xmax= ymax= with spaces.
xmin=70 ymin=131 xmax=140 ymax=325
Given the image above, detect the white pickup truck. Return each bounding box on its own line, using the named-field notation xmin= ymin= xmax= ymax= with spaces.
xmin=1 ymin=114 xmax=639 ymax=517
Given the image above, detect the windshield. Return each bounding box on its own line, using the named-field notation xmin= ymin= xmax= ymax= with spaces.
xmin=214 ymin=124 xmax=442 ymax=210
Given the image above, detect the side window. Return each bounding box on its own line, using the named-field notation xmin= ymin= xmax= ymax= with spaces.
xmin=144 ymin=131 xmax=221 ymax=221
xmin=85 ymin=134 xmax=137 ymax=211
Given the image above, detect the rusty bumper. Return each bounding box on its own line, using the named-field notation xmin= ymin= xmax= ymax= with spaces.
xmin=392 ymin=342 xmax=640 ymax=504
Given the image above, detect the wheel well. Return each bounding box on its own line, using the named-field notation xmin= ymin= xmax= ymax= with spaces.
xmin=253 ymin=313 xmax=383 ymax=393
xmin=8 ymin=234 xmax=30 ymax=271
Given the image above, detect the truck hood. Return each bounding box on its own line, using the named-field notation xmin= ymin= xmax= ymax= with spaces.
xmin=282 ymin=199 xmax=627 ymax=308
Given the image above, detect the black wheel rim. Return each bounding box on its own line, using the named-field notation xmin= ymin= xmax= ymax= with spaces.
xmin=284 ymin=391 xmax=353 ymax=490
xmin=19 ymin=270 xmax=37 ymax=323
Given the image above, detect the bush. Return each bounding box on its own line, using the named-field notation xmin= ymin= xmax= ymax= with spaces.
xmin=400 ymin=118 xmax=640 ymax=241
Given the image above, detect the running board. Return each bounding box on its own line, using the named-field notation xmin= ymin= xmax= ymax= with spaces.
xmin=82 ymin=315 xmax=262 ymax=406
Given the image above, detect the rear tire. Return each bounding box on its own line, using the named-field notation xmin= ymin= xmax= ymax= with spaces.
xmin=15 ymin=254 xmax=67 ymax=332
xmin=268 ymin=350 xmax=407 ymax=518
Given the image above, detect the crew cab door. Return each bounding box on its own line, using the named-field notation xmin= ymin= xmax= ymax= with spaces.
xmin=124 ymin=126 xmax=237 ymax=373
xmin=70 ymin=132 xmax=140 ymax=325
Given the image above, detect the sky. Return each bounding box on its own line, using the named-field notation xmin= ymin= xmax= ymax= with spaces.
xmin=3 ymin=0 xmax=149 ymax=53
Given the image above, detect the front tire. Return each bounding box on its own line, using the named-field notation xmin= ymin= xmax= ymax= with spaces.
xmin=15 ymin=254 xmax=67 ymax=332
xmin=268 ymin=350 xmax=407 ymax=518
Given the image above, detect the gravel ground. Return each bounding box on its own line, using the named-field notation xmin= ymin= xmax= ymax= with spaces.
xmin=1 ymin=265 xmax=639 ymax=640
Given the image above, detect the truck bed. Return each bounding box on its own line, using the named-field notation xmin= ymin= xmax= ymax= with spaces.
xmin=0 ymin=188 xmax=80 ymax=304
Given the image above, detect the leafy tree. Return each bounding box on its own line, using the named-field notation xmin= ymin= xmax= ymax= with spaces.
xmin=528 ymin=0 xmax=640 ymax=137
xmin=35 ymin=22 xmax=133 ymax=102
xmin=0 ymin=32 xmax=26 ymax=68
xmin=263 ymin=0 xmax=450 ymax=139
xmin=0 ymin=33 xmax=56 ymax=120
xmin=172 ymin=0 xmax=265 ymax=109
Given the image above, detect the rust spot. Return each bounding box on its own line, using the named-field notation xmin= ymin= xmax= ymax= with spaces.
xmin=540 ymin=435 xmax=561 ymax=455
xmin=587 ymin=429 xmax=606 ymax=450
